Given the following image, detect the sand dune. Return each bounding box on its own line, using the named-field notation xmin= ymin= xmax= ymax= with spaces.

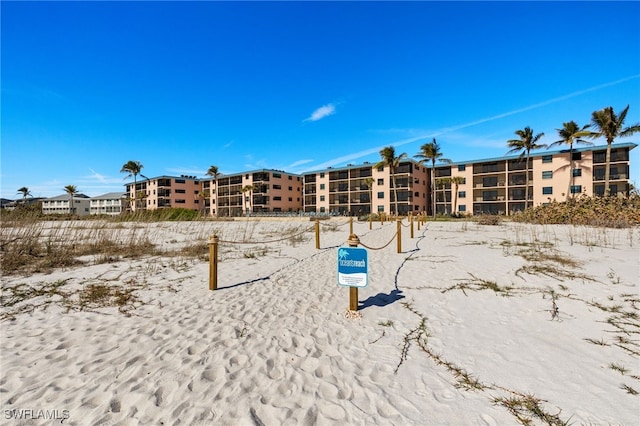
xmin=2 ymin=219 xmax=638 ymax=425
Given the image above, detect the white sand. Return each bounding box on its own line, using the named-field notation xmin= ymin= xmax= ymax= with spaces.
xmin=1 ymin=219 xmax=639 ymax=425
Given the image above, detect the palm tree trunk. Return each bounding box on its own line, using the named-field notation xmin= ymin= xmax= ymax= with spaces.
xmin=525 ymin=151 xmax=531 ymax=209
xmin=431 ymin=163 xmax=436 ymax=218
xmin=453 ymin=183 xmax=459 ymax=214
xmin=604 ymin=140 xmax=612 ymax=196
xmin=568 ymin=145 xmax=574 ymax=202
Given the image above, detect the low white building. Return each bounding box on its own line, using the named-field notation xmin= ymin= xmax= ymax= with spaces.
xmin=90 ymin=192 xmax=126 ymax=216
xmin=42 ymin=194 xmax=91 ymax=216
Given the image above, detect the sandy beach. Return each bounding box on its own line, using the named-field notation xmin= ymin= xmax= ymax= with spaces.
xmin=1 ymin=218 xmax=639 ymax=425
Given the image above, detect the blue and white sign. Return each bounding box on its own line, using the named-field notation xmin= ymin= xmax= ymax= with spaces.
xmin=337 ymin=247 xmax=368 ymax=288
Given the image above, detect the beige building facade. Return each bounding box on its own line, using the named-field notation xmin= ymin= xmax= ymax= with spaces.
xmin=120 ymin=142 xmax=635 ymax=217
xmin=302 ymin=160 xmax=430 ymax=215
xmin=430 ymin=142 xmax=636 ymax=215
xmin=207 ymin=169 xmax=303 ymax=217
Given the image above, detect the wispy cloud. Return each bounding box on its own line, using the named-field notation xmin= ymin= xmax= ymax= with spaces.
xmin=166 ymin=167 xmax=206 ymax=176
xmin=286 ymin=159 xmax=313 ymax=169
xmin=303 ymin=103 xmax=336 ymax=122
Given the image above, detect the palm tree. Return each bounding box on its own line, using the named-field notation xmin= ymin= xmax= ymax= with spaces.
xmin=549 ymin=121 xmax=593 ymax=201
xmin=507 ymin=127 xmax=546 ymax=209
xmin=17 ymin=187 xmax=32 ymax=203
xmin=450 ymin=176 xmax=465 ymax=214
xmin=590 ymin=105 xmax=640 ymax=196
xmin=241 ymin=184 xmax=255 ymax=216
xmin=120 ymin=161 xmax=147 ymax=211
xmin=375 ymin=146 xmax=407 ymax=215
xmin=363 ymin=177 xmax=375 ymax=217
xmin=206 ymin=165 xmax=220 ymax=217
xmin=198 ymin=189 xmax=210 ymax=216
xmin=64 ymin=185 xmax=78 ymax=214
xmin=414 ymin=138 xmax=451 ymax=218
xmin=435 ymin=177 xmax=451 ymax=215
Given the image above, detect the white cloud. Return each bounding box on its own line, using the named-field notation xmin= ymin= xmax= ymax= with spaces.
xmin=286 ymin=159 xmax=313 ymax=169
xmin=304 ymin=103 xmax=336 ymax=122
xmin=166 ymin=167 xmax=206 ymax=176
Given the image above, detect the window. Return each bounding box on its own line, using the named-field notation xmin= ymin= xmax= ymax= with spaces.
xmin=458 ymin=165 xmax=466 ymax=172
xmin=273 ymin=173 xmax=282 ymax=178
xmin=319 ymin=195 xmax=325 ymax=201
xmin=542 ymin=187 xmax=553 ymax=195
xmin=175 ymin=189 xmax=186 ymax=194
xmin=175 ymin=199 xmax=186 ymax=204
xmin=572 ymin=152 xmax=582 ymax=161
xmin=542 ymin=171 xmax=553 ymax=179
xmin=288 ymin=186 xmax=293 ymax=191
xmin=542 ymin=155 xmax=552 ymax=163
xmin=458 ymin=205 xmax=466 ymax=212
xmin=377 ymin=205 xmax=384 ymax=212
xmin=459 ymin=191 xmax=466 ymax=198
xmin=288 ymin=176 xmax=292 ymax=180
xmin=273 ymin=184 xmax=282 ymax=189
xmin=377 ymin=178 xmax=384 ymax=185
xmin=274 ymin=196 xmax=282 ymax=201
xmin=378 ymin=166 xmax=384 ymax=172
xmin=570 ymin=185 xmax=582 ymax=194
xmin=320 ymin=173 xmax=325 ymax=178
xmin=572 ymin=168 xmax=582 ymax=177
xmin=175 ymin=179 xmax=185 ymax=184
xmin=320 ymin=184 xmax=325 ymax=190
xmin=288 ymin=197 xmax=292 ymax=202
xmin=377 ymin=192 xmax=384 ymax=199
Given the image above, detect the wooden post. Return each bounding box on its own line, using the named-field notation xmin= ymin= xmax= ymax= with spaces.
xmin=349 ymin=216 xmax=353 ymax=235
xmin=369 ymin=213 xmax=372 ymax=230
xmin=209 ymin=235 xmax=219 ymax=290
xmin=396 ymin=217 xmax=402 ymax=253
xmin=315 ymin=219 xmax=320 ymax=249
xmin=347 ymin=234 xmax=360 ymax=311
xmin=410 ymin=213 xmax=414 ymax=239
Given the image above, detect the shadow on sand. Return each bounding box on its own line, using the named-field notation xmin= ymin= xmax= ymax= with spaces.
xmin=359 ymin=289 xmax=405 ymax=310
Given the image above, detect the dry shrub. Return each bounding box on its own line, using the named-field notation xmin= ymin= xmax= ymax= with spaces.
xmin=474 ymin=215 xmax=502 ymax=226
xmin=512 ymin=195 xmax=640 ymax=228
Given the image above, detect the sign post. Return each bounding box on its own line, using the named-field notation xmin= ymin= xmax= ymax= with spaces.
xmin=338 ymin=234 xmax=368 ymax=311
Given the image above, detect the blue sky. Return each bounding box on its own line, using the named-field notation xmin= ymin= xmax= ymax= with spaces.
xmin=2 ymin=1 xmax=639 ymax=199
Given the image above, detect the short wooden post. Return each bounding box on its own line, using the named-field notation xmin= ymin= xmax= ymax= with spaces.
xmin=347 ymin=234 xmax=360 ymax=311
xmin=315 ymin=219 xmax=320 ymax=249
xmin=209 ymin=235 xmax=219 ymax=290
xmin=369 ymin=213 xmax=372 ymax=230
xmin=410 ymin=213 xmax=414 ymax=238
xmin=349 ymin=216 xmax=353 ymax=235
xmin=396 ymin=217 xmax=402 ymax=253
xmin=380 ymin=213 xmax=384 ymax=227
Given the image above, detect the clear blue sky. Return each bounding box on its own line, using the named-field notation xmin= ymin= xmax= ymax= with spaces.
xmin=2 ymin=1 xmax=639 ymax=199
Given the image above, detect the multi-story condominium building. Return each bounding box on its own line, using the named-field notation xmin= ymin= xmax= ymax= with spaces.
xmin=89 ymin=192 xmax=127 ymax=216
xmin=124 ymin=175 xmax=203 ymax=212
xmin=429 ymin=142 xmax=636 ymax=215
xmin=302 ymin=160 xmax=430 ymax=215
xmin=209 ymin=169 xmax=303 ymax=217
xmin=42 ymin=194 xmax=91 ymax=216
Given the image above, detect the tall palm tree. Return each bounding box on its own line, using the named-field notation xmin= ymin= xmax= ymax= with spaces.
xmin=375 ymin=146 xmax=407 ymax=215
xmin=241 ymin=184 xmax=255 ymax=216
xmin=206 ymin=165 xmax=220 ymax=217
xmin=64 ymin=185 xmax=78 ymax=214
xmin=590 ymin=105 xmax=640 ymax=196
xmin=414 ymin=138 xmax=451 ymax=218
xmin=435 ymin=177 xmax=451 ymax=215
xmin=549 ymin=121 xmax=593 ymax=201
xmin=363 ymin=177 xmax=375 ymax=217
xmin=450 ymin=176 xmax=465 ymax=215
xmin=120 ymin=161 xmax=147 ymax=211
xmin=507 ymin=127 xmax=546 ymax=209
xmin=17 ymin=187 xmax=32 ymax=203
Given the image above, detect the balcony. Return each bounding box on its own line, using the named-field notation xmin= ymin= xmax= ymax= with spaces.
xmin=593 ymin=174 xmax=628 ymax=181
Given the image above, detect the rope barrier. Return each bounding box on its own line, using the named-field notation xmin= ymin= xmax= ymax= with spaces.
xmin=358 ymin=232 xmax=397 ymax=251
xmin=218 ymin=225 xmax=315 ymax=245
